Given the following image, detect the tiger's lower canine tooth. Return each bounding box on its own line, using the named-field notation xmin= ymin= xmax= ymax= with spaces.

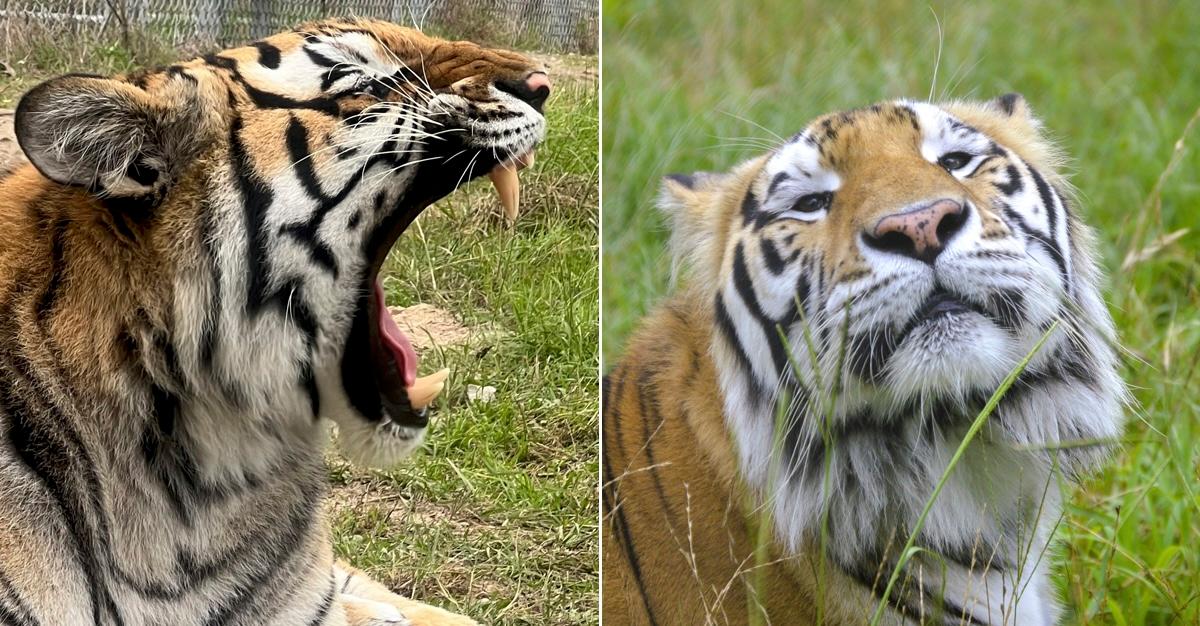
xmin=408 ymin=368 xmax=450 ymax=410
xmin=488 ymin=165 xmax=521 ymax=222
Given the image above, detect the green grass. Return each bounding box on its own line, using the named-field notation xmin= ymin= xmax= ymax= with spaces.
xmin=0 ymin=35 xmax=598 ymax=625
xmin=602 ymin=0 xmax=1200 ymax=623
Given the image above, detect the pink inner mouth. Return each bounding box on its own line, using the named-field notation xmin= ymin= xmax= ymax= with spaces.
xmin=373 ymin=279 xmax=417 ymax=387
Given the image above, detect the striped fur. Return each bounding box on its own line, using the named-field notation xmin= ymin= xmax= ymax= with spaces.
xmin=0 ymin=19 xmax=547 ymax=626
xmin=603 ymin=96 xmax=1125 ymax=625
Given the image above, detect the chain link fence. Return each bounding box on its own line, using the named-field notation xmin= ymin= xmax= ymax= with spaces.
xmin=0 ymin=0 xmax=596 ymax=54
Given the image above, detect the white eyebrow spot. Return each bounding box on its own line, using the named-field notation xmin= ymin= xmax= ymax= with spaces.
xmin=767 ymin=135 xmax=841 ymax=193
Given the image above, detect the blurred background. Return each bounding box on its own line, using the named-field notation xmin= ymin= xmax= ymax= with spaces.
xmin=603 ymin=0 xmax=1198 ymax=623
xmin=0 ymin=0 xmax=596 ymax=56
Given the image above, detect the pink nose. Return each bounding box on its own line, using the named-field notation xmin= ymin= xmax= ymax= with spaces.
xmin=863 ymin=198 xmax=967 ymax=264
xmin=526 ymin=72 xmax=551 ymax=93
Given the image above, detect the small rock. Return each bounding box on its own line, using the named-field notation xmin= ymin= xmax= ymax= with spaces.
xmin=466 ymin=384 xmax=497 ymax=403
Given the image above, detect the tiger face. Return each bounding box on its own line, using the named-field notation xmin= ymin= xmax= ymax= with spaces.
xmin=660 ymin=96 xmax=1123 ymax=596
xmin=11 ymin=19 xmax=549 ymax=468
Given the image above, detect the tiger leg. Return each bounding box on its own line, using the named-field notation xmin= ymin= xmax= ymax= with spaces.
xmin=335 ymin=561 xmax=481 ymax=626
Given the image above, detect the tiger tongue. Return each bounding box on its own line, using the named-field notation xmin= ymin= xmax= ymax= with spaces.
xmin=487 ymin=151 xmax=535 ymax=221
xmin=373 ymin=279 xmax=417 ymax=388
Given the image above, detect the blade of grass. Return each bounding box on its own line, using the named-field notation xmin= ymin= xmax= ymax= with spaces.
xmin=869 ymin=321 xmax=1060 ymax=625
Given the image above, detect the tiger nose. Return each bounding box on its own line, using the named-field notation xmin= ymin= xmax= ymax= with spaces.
xmin=526 ymin=71 xmax=551 ymax=94
xmin=862 ymin=199 xmax=967 ymax=264
xmin=525 ymin=72 xmax=550 ymax=110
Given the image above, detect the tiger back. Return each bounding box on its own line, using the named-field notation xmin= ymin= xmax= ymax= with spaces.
xmin=0 ymin=18 xmax=549 ymax=626
xmin=603 ymin=96 xmax=1125 ymax=625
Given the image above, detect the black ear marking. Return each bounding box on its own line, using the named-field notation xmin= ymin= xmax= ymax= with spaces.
xmin=125 ymin=159 xmax=161 ymax=186
xmin=993 ymin=92 xmax=1026 ymax=116
xmin=665 ymin=173 xmax=697 ymax=189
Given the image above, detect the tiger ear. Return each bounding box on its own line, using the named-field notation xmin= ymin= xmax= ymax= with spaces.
xmin=658 ymin=171 xmax=727 ymax=278
xmin=658 ymin=171 xmax=725 ymax=236
xmin=15 ymin=74 xmax=185 ymax=196
xmin=987 ymin=92 xmax=1031 ymax=119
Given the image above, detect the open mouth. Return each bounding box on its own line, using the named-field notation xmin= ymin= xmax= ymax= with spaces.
xmin=356 ymin=148 xmax=537 ymax=426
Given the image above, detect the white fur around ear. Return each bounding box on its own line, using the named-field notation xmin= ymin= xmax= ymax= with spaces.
xmin=15 ymin=74 xmax=178 ymax=195
xmin=658 ymin=172 xmax=725 ymax=286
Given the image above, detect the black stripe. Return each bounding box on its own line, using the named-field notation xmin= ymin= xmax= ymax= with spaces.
xmin=767 ymin=172 xmax=789 ymax=196
xmin=635 ymin=368 xmax=676 ymax=524
xmin=303 ymin=573 xmax=336 ymax=626
xmin=200 ymin=479 xmax=324 ymax=624
xmin=300 ymin=360 xmax=321 ymax=418
xmin=1028 ymin=166 xmax=1060 ymax=247
xmin=604 ymin=362 xmax=662 ymax=618
xmin=731 ymin=242 xmax=788 ymax=378
xmin=0 ymin=570 xmax=40 ymax=626
xmin=34 ymin=219 xmax=66 ymax=332
xmin=251 ymin=41 xmax=282 ymax=70
xmin=1002 ymin=206 xmax=1069 ymax=286
xmin=0 ymin=353 xmax=115 ymax=625
xmin=230 ymin=116 xmax=276 ymax=314
xmin=740 ymin=188 xmax=759 ymax=226
xmin=994 ymin=164 xmax=1023 ymax=196
xmin=601 ymin=426 xmax=660 ymax=626
xmin=198 ymin=200 xmax=223 ymax=371
xmin=204 ymin=54 xmax=340 ymax=116
xmin=713 ymin=293 xmax=762 ymax=395
xmin=761 ymin=237 xmax=787 ymax=275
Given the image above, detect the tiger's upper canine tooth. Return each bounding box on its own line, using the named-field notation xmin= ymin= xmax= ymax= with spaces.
xmin=488 ymin=163 xmax=521 ymax=222
xmin=487 ymin=151 xmax=536 ymax=223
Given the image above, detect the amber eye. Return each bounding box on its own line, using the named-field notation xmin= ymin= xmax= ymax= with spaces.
xmin=793 ymin=192 xmax=832 ymax=213
xmin=938 ymin=151 xmax=973 ymax=172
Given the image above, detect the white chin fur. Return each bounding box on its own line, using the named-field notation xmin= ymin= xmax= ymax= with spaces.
xmin=885 ymin=313 xmax=1016 ymax=400
xmin=334 ymin=416 xmax=426 ymax=467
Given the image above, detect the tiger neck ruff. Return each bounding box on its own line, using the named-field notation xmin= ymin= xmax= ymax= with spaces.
xmin=603 ymin=96 xmax=1124 ymax=625
xmin=0 ymin=19 xmax=547 ymax=626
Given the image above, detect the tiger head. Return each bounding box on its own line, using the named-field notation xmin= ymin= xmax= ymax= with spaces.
xmin=661 ymin=96 xmax=1125 ymax=578
xmin=10 ymin=19 xmax=549 ymax=467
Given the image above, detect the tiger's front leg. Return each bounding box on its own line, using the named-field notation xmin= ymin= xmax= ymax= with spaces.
xmin=336 ymin=562 xmax=482 ymax=626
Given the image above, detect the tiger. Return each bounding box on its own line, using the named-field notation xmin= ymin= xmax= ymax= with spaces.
xmin=602 ymin=95 xmax=1125 ymax=625
xmin=0 ymin=18 xmax=550 ymax=626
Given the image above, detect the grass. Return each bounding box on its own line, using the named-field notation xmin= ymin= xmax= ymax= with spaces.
xmin=0 ymin=31 xmax=598 ymax=626
xmin=347 ymin=66 xmax=598 ymax=625
xmin=602 ymin=0 xmax=1200 ymax=623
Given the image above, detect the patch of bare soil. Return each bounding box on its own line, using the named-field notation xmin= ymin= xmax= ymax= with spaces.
xmin=0 ymin=110 xmax=23 ymax=175
xmin=530 ymin=53 xmax=597 ymax=84
xmin=388 ymin=304 xmax=503 ymax=352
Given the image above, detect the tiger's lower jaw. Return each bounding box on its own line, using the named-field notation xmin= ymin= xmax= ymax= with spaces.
xmin=335 ymin=412 xmax=428 ymax=467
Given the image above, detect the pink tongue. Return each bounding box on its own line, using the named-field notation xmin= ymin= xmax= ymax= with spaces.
xmin=374 ymin=279 xmax=417 ymax=387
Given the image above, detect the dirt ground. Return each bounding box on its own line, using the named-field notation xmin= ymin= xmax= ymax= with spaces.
xmin=389 ymin=303 xmax=493 ymax=351
xmin=0 ymin=110 xmax=20 ymax=174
